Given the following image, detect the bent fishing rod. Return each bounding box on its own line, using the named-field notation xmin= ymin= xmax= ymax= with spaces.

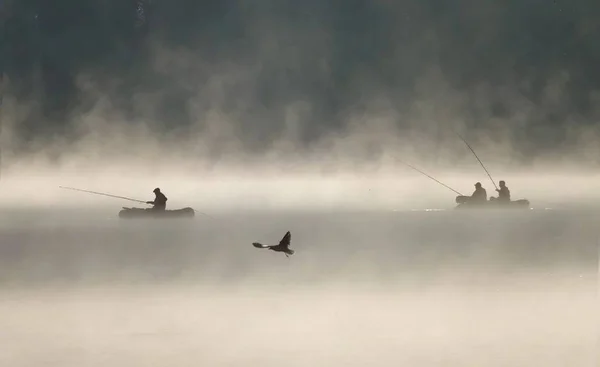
xmin=398 ymin=160 xmax=464 ymax=196
xmin=454 ymin=131 xmax=499 ymax=191
xmin=58 ymin=186 xmax=215 ymax=219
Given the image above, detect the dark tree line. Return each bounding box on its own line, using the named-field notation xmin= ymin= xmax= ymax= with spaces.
xmin=1 ymin=0 xmax=599 ymax=154
xmin=2 ymin=0 xmax=153 ymax=141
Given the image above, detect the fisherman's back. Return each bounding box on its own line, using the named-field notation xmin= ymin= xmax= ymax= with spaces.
xmin=154 ymin=192 xmax=167 ymax=210
xmin=497 ymin=187 xmax=510 ymax=202
xmin=147 ymin=188 xmax=168 ymax=211
xmin=471 ymin=187 xmax=487 ymax=203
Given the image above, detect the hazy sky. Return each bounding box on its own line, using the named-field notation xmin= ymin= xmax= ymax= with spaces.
xmin=1 ymin=0 xmax=599 ymax=159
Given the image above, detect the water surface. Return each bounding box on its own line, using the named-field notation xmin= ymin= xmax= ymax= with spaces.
xmin=0 ymin=207 xmax=597 ymax=366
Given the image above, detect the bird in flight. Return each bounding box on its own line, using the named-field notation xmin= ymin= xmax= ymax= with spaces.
xmin=253 ymin=231 xmax=294 ymax=257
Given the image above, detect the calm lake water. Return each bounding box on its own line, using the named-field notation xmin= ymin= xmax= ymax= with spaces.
xmin=0 ymin=207 xmax=597 ymax=366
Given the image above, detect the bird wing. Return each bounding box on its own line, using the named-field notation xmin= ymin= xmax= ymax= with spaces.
xmin=253 ymin=242 xmax=270 ymax=249
xmin=278 ymin=231 xmax=291 ymax=248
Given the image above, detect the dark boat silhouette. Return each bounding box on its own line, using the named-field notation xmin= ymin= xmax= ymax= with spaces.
xmin=454 ymin=196 xmax=530 ymax=210
xmin=118 ymin=207 xmax=195 ymax=219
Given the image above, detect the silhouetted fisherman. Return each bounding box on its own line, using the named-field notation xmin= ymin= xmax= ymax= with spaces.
xmin=147 ymin=188 xmax=167 ymax=211
xmin=253 ymin=231 xmax=294 ymax=257
xmin=495 ymin=180 xmax=511 ymax=203
xmin=470 ymin=182 xmax=487 ymax=204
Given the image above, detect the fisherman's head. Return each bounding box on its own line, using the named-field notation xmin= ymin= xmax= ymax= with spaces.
xmin=153 ymin=188 xmax=160 ymax=193
xmin=499 ymin=180 xmax=506 ymax=187
xmin=475 ymin=182 xmax=482 ymax=188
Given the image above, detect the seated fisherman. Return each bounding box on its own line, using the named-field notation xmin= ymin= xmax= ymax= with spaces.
xmin=147 ymin=188 xmax=167 ymax=211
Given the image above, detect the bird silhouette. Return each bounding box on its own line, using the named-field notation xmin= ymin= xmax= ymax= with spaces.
xmin=252 ymin=231 xmax=294 ymax=257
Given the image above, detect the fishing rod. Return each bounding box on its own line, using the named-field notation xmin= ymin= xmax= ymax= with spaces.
xmin=59 ymin=186 xmax=148 ymax=204
xmin=454 ymin=131 xmax=499 ymax=190
xmin=398 ymin=160 xmax=463 ymax=196
xmin=59 ymin=186 xmax=215 ymax=219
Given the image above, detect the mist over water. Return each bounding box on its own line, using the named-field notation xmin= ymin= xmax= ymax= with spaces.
xmin=1 ymin=144 xmax=599 ymax=366
xmin=1 ymin=0 xmax=600 ymax=162
xmin=0 ymin=177 xmax=598 ymax=366
xmin=1 ymin=0 xmax=600 ymax=366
